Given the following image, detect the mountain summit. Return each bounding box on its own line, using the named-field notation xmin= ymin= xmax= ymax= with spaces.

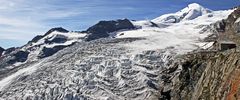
xmin=152 ymin=3 xmax=212 ymax=24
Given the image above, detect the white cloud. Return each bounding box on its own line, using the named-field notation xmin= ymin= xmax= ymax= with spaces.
xmin=0 ymin=16 xmax=40 ymax=28
xmin=0 ymin=1 xmax=16 ymax=10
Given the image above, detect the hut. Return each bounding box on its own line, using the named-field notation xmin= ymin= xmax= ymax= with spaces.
xmin=218 ymin=40 xmax=236 ymax=51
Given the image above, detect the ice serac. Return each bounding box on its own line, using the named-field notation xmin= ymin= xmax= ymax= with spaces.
xmin=152 ymin=3 xmax=212 ymax=24
xmin=85 ymin=19 xmax=135 ymax=41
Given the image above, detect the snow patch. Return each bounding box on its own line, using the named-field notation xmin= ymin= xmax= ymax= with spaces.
xmin=131 ymin=20 xmax=156 ymax=28
xmin=32 ymin=31 xmax=87 ymax=46
xmin=235 ymin=17 xmax=240 ymax=23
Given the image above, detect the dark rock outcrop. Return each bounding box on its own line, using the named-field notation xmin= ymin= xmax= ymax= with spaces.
xmin=85 ymin=19 xmax=135 ymax=41
xmin=215 ymin=7 xmax=240 ymax=43
xmin=162 ymin=49 xmax=240 ymax=100
xmin=38 ymin=45 xmax=68 ymax=58
xmin=44 ymin=27 xmax=69 ymax=36
xmin=224 ymin=7 xmax=240 ymax=34
xmin=44 ymin=34 xmax=68 ymax=44
xmin=170 ymin=52 xmax=215 ymax=100
xmin=0 ymin=47 xmax=4 ymax=56
xmin=150 ymin=21 xmax=159 ymax=27
xmin=213 ymin=20 xmax=226 ymax=32
xmin=29 ymin=27 xmax=69 ymax=43
xmin=29 ymin=35 xmax=44 ymax=43
xmin=7 ymin=51 xmax=29 ymax=64
xmin=4 ymin=47 xmax=16 ymax=55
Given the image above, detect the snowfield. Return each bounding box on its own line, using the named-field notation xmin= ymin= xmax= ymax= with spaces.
xmin=115 ymin=9 xmax=232 ymax=54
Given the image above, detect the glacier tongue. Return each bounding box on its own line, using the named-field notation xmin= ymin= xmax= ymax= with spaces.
xmin=0 ymin=38 xmax=177 ymax=99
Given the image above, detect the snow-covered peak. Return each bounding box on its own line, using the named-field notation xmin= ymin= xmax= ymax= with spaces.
xmin=152 ymin=3 xmax=212 ymax=24
xmin=182 ymin=3 xmax=211 ymax=14
xmin=180 ymin=3 xmax=212 ymax=20
xmin=184 ymin=3 xmax=206 ymax=11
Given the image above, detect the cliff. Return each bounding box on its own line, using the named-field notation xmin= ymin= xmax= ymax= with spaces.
xmin=163 ymin=7 xmax=240 ymax=100
xmin=167 ymin=49 xmax=240 ymax=100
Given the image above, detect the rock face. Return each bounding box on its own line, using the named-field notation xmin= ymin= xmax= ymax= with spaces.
xmin=38 ymin=45 xmax=68 ymax=58
xmin=0 ymin=47 xmax=4 ymax=57
xmin=164 ymin=52 xmax=216 ymax=100
xmin=44 ymin=27 xmax=69 ymax=36
xmin=215 ymin=7 xmax=240 ymax=43
xmin=44 ymin=34 xmax=68 ymax=44
xmin=86 ymin=19 xmax=135 ymax=41
xmin=3 ymin=47 xmax=16 ymax=55
xmin=7 ymin=51 xmax=29 ymax=64
xmin=0 ymin=50 xmax=29 ymax=71
xmin=164 ymin=49 xmax=240 ymax=100
xmin=192 ymin=50 xmax=240 ymax=99
xmin=213 ymin=20 xmax=226 ymax=32
xmin=29 ymin=27 xmax=69 ymax=43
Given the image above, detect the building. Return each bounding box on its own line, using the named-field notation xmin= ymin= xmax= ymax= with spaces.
xmin=218 ymin=41 xmax=237 ymax=51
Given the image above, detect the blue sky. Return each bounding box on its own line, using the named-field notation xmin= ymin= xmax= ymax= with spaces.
xmin=0 ymin=0 xmax=239 ymax=48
